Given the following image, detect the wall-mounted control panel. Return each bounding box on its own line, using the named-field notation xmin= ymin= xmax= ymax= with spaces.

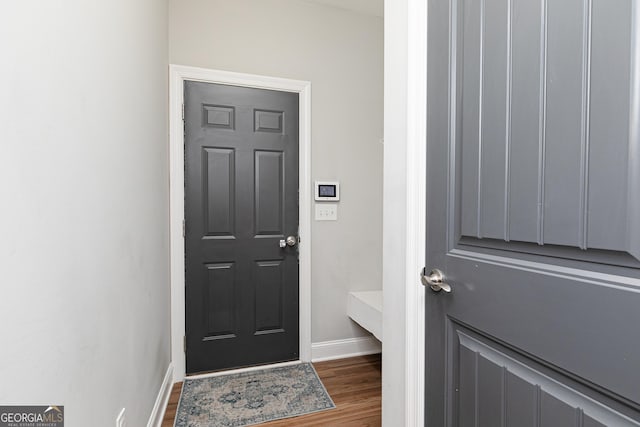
xmin=314 ymin=181 xmax=340 ymax=201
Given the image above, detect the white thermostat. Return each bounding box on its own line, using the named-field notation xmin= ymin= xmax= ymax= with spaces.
xmin=314 ymin=181 xmax=340 ymax=201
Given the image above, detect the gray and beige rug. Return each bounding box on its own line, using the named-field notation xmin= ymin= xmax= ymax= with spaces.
xmin=174 ymin=363 xmax=335 ymax=427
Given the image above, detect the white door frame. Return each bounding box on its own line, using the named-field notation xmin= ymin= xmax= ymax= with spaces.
xmin=383 ymin=0 xmax=427 ymax=425
xmin=168 ymin=64 xmax=312 ymax=382
xmin=404 ymin=0 xmax=427 ymax=423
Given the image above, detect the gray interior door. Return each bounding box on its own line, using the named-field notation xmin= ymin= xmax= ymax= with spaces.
xmin=426 ymin=0 xmax=640 ymax=425
xmin=184 ymin=81 xmax=299 ymax=374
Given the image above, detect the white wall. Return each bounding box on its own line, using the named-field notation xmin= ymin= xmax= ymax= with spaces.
xmin=169 ymin=0 xmax=384 ymax=343
xmin=0 ymin=1 xmax=171 ymax=426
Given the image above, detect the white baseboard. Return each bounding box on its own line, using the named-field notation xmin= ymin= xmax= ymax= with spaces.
xmin=311 ymin=336 xmax=382 ymax=362
xmin=147 ymin=363 xmax=174 ymax=427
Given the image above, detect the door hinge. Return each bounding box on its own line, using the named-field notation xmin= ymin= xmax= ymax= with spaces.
xmin=182 ymin=219 xmax=186 ymax=238
xmin=183 ymin=336 xmax=186 ymax=353
xmin=182 ymin=103 xmax=186 ymax=136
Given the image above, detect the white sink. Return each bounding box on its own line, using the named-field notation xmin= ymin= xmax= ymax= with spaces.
xmin=347 ymin=290 xmax=382 ymax=342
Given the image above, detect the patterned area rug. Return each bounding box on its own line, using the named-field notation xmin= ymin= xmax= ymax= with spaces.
xmin=174 ymin=363 xmax=335 ymax=427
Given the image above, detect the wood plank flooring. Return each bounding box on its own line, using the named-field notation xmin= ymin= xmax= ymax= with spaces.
xmin=161 ymin=354 xmax=381 ymax=427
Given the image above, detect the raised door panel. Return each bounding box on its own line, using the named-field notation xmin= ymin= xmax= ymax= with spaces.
xmin=542 ymin=0 xmax=586 ymax=247
xmin=453 ymin=328 xmax=640 ymax=427
xmin=254 ymin=109 xmax=284 ymax=133
xmin=204 ymin=104 xmax=235 ymax=129
xmin=479 ymin=0 xmax=509 ymax=240
xmin=508 ymin=0 xmax=544 ymax=243
xmin=454 ymin=0 xmax=640 ymax=265
xmin=254 ymin=260 xmax=285 ymax=335
xmin=505 ymin=372 xmax=538 ymax=427
xmin=203 ymin=147 xmax=235 ymax=238
xmin=587 ymin=0 xmax=633 ymax=252
xmin=254 ymin=150 xmax=284 ymax=237
xmin=204 ymin=263 xmax=237 ymax=340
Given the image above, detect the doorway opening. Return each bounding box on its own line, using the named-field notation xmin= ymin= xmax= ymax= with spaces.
xmin=168 ymin=65 xmax=312 ymax=381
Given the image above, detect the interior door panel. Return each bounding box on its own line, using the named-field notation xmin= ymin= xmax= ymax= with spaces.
xmin=184 ymin=82 xmax=299 ymax=374
xmin=426 ymin=0 xmax=640 ymax=425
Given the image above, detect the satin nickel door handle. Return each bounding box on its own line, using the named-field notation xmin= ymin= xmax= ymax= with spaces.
xmin=280 ymin=236 xmax=298 ymax=248
xmin=286 ymin=235 xmax=297 ymax=247
xmin=421 ymin=268 xmax=451 ymax=293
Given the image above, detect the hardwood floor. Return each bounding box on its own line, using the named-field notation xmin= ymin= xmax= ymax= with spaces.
xmin=162 ymin=382 xmax=181 ymax=427
xmin=161 ymin=354 xmax=381 ymax=427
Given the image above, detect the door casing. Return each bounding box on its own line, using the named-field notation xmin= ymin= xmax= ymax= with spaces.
xmin=382 ymin=0 xmax=428 ymax=425
xmin=168 ymin=64 xmax=312 ymax=382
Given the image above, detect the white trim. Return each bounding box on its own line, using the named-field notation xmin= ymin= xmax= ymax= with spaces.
xmin=169 ymin=64 xmax=312 ymax=382
xmin=186 ymin=360 xmax=302 ymax=381
xmin=311 ymin=336 xmax=382 ymax=362
xmin=405 ymin=0 xmax=428 ymax=425
xmin=146 ymin=363 xmax=174 ymax=427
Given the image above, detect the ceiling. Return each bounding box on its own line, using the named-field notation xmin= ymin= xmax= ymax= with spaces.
xmin=301 ymin=0 xmax=383 ymax=17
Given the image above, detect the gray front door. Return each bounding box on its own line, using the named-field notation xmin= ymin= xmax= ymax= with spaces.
xmin=426 ymin=0 xmax=640 ymax=425
xmin=184 ymin=81 xmax=299 ymax=374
